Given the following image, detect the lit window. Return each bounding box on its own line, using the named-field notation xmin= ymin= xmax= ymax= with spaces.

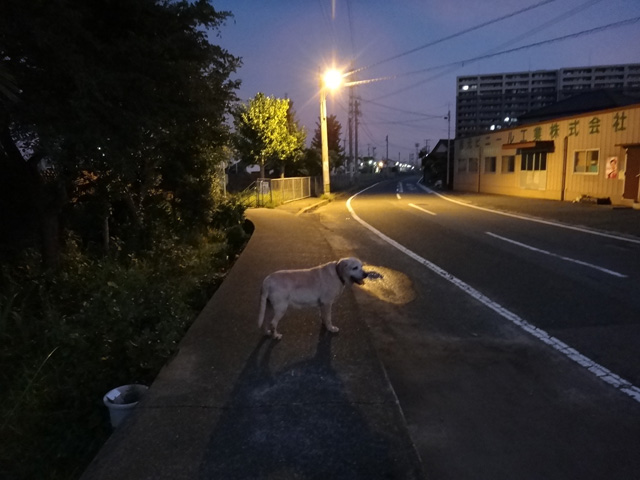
xmin=573 ymin=150 xmax=599 ymax=174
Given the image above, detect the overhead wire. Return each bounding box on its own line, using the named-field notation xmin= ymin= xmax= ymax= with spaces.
xmin=350 ymin=0 xmax=613 ymax=102
xmin=350 ymin=0 xmax=557 ymax=76
xmin=369 ymin=16 xmax=640 ymax=102
xmin=364 ymin=99 xmax=444 ymax=118
xmin=484 ymin=0 xmax=604 ymax=57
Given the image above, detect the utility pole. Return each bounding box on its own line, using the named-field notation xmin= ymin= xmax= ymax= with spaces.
xmin=385 ymin=135 xmax=389 ymax=162
xmin=354 ymin=95 xmax=360 ymax=174
xmin=446 ymin=107 xmax=451 ymax=189
xmin=348 ymin=84 xmax=354 ymax=177
xmin=320 ymin=82 xmax=330 ymax=194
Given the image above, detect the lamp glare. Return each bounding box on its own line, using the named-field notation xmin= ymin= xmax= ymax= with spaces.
xmin=323 ymin=69 xmax=342 ymax=90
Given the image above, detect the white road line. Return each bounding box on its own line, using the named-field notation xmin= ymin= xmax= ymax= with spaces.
xmin=347 ymin=185 xmax=640 ymax=404
xmin=417 ymin=183 xmax=640 ymax=245
xmin=408 ymin=203 xmax=437 ymax=216
xmin=396 ymin=193 xmax=401 ymax=200
xmin=486 ymin=231 xmax=628 ymax=278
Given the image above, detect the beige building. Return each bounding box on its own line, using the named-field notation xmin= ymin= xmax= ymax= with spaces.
xmin=454 ymin=102 xmax=640 ymax=206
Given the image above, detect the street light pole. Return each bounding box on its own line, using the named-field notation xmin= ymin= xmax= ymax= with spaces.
xmin=319 ymin=68 xmax=343 ymax=195
xmin=320 ymin=84 xmax=330 ymax=195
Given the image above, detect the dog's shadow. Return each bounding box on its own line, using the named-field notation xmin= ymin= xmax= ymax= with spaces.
xmin=198 ymin=330 xmax=393 ymax=479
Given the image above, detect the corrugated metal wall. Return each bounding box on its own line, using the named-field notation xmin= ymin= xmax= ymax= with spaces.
xmin=454 ymin=104 xmax=640 ymax=203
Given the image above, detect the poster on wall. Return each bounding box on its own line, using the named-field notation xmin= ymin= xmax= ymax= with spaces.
xmin=606 ymin=157 xmax=619 ymax=178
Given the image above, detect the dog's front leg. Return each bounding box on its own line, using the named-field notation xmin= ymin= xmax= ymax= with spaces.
xmin=320 ymin=303 xmax=339 ymax=333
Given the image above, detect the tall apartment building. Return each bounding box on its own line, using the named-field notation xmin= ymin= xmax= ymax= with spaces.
xmin=456 ymin=63 xmax=640 ymax=138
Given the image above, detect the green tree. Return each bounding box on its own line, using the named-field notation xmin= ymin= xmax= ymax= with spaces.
xmin=281 ymin=99 xmax=307 ymax=176
xmin=0 ymin=0 xmax=240 ymax=267
xmin=311 ymin=114 xmax=345 ymax=172
xmin=232 ymin=93 xmax=306 ymax=178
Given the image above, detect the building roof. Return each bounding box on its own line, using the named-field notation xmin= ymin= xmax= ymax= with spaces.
xmin=519 ymin=89 xmax=640 ymax=124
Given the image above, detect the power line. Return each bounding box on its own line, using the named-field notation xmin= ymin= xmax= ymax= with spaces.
xmin=480 ymin=0 xmax=604 ymax=59
xmin=363 ymin=99 xmax=444 ymax=118
xmin=372 ymin=16 xmax=640 ymax=101
xmin=419 ymin=16 xmax=640 ymax=76
xmin=352 ymin=0 xmax=556 ymax=76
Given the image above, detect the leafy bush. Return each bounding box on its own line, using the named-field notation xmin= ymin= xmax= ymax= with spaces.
xmin=0 ymin=220 xmax=246 ymax=479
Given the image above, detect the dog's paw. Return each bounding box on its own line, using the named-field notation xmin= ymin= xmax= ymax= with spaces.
xmin=272 ymin=332 xmax=283 ymax=340
xmin=327 ymin=325 xmax=339 ymax=333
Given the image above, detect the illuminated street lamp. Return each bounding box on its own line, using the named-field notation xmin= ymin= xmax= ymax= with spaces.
xmin=320 ymin=69 xmax=342 ymax=194
xmin=318 ymin=66 xmax=387 ymax=194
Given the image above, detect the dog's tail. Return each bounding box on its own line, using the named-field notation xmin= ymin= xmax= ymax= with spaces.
xmin=257 ymin=281 xmax=268 ymax=329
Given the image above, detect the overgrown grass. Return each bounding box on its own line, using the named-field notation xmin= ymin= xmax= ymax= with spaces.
xmin=0 ymin=226 xmax=249 ymax=479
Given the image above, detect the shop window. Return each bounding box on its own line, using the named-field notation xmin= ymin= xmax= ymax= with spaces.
xmin=484 ymin=156 xmax=497 ymax=173
xmin=469 ymin=158 xmax=479 ymax=172
xmin=501 ymin=155 xmax=515 ymax=173
xmin=521 ymin=151 xmax=547 ymax=171
xmin=573 ymin=149 xmax=599 ymax=174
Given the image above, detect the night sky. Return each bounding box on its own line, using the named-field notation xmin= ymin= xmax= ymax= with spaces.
xmin=212 ymin=0 xmax=640 ymax=164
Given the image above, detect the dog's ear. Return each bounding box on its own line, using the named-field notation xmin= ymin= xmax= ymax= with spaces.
xmin=336 ymin=258 xmax=351 ymax=283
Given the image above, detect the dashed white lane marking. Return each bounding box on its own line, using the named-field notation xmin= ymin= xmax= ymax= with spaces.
xmin=408 ymin=203 xmax=437 ymax=216
xmin=417 ymin=183 xmax=640 ymax=245
xmin=486 ymin=231 xmax=628 ymax=278
xmin=347 ymin=184 xmax=640 ymax=404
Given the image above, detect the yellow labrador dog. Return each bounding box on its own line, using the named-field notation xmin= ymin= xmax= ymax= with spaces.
xmin=257 ymin=257 xmax=368 ymax=340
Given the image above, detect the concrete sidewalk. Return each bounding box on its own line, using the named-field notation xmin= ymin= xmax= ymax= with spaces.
xmin=81 ymin=206 xmax=425 ymax=479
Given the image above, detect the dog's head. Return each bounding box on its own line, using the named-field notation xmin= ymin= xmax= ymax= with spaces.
xmin=337 ymin=257 xmax=368 ymax=285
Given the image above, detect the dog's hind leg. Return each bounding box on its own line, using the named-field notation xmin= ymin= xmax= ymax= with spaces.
xmin=268 ymin=304 xmax=287 ymax=340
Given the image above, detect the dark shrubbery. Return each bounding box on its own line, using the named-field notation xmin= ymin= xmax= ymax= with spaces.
xmin=0 ymin=197 xmax=249 ymax=480
xmin=1 ymin=2 xmax=250 ymax=476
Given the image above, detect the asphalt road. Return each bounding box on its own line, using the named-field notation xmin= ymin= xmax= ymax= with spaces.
xmin=311 ymin=178 xmax=640 ymax=480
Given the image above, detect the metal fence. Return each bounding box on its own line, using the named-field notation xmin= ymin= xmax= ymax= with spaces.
xmin=249 ymin=171 xmax=408 ymax=207
xmin=255 ymin=177 xmax=311 ymax=206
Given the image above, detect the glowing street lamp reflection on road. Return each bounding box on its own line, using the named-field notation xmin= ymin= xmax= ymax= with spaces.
xmin=320 ymin=69 xmax=343 ymax=194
